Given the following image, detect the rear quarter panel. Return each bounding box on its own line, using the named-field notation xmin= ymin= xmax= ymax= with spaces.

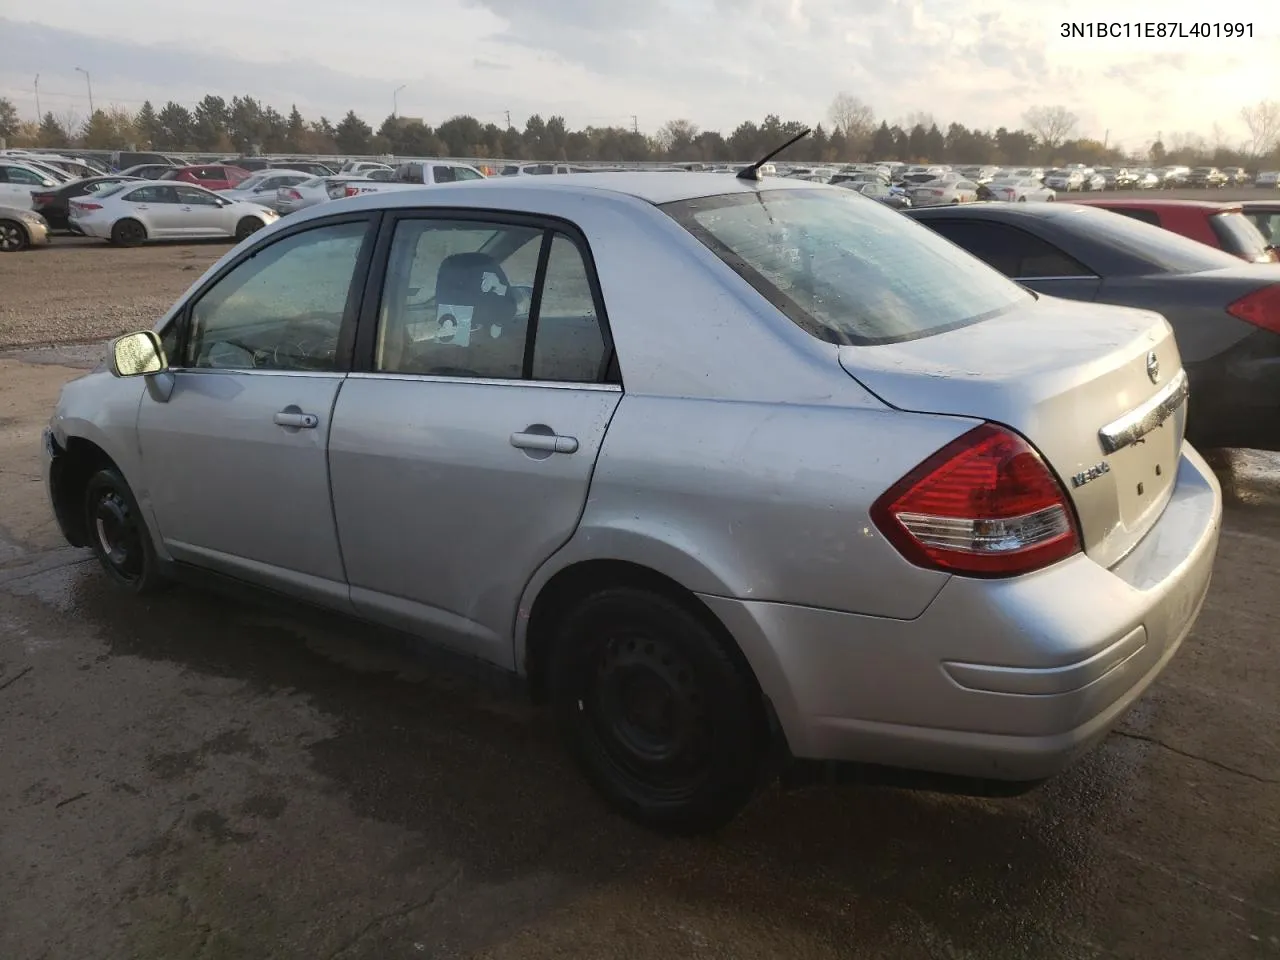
xmin=520 ymin=394 xmax=977 ymax=627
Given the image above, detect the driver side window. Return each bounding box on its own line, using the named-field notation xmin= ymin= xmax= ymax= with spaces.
xmin=374 ymin=219 xmax=541 ymax=378
xmin=184 ymin=221 xmax=369 ymax=371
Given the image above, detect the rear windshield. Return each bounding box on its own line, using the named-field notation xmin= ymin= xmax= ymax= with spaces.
xmin=662 ymin=188 xmax=1031 ymax=346
xmin=1210 ymin=212 xmax=1273 ymax=262
xmin=1061 ymin=206 xmax=1244 ymax=272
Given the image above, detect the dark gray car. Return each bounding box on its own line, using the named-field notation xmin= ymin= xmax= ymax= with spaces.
xmin=907 ymin=203 xmax=1280 ymax=450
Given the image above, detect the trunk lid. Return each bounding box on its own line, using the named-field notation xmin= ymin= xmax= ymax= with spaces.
xmin=839 ymin=295 xmax=1187 ymax=569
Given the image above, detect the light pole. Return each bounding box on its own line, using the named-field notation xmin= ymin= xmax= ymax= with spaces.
xmin=393 ymin=85 xmax=406 ymax=118
xmin=75 ymin=66 xmax=94 ymax=116
xmin=34 ymin=74 xmax=40 ymax=120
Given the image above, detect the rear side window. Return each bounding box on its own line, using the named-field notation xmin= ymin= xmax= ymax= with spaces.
xmin=922 ymin=220 xmax=1094 ymax=279
xmin=663 ymin=189 xmax=1030 ymax=346
xmin=1210 ymin=212 xmax=1272 ymax=262
xmin=433 ymin=166 xmax=457 ymax=184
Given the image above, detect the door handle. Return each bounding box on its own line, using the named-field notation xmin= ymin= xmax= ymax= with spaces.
xmin=274 ymin=411 xmax=319 ymax=429
xmin=510 ymin=431 xmax=578 ymax=454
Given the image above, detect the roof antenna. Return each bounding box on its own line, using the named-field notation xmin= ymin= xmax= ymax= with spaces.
xmin=737 ymin=128 xmax=812 ymax=182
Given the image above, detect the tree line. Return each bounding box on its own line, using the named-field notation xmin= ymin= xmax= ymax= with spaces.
xmin=1 ymin=93 xmax=1278 ymax=169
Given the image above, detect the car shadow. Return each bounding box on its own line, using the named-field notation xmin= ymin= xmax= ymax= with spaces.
xmin=35 ymin=562 xmax=1130 ymax=955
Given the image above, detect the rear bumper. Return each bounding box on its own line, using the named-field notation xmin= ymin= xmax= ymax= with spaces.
xmin=702 ymin=445 xmax=1222 ymax=782
xmin=1185 ymin=330 xmax=1280 ymax=450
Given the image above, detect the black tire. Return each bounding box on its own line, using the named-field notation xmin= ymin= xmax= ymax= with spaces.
xmin=1046 ymin=195 xmax=1055 ymax=202
xmin=1017 ymin=196 xmax=1027 ymax=202
xmin=235 ymin=216 xmax=265 ymax=241
xmin=548 ymin=587 xmax=765 ymax=835
xmin=83 ymin=468 xmax=167 ymax=594
xmin=111 ymin=219 xmax=146 ymax=246
xmin=0 ymin=218 xmax=30 ymax=252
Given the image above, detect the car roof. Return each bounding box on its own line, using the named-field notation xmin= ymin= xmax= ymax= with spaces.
xmin=1070 ymin=197 xmax=1240 ymax=212
xmin=1240 ymin=200 xmax=1280 ymax=211
xmin=358 ymin=171 xmax=826 ymax=207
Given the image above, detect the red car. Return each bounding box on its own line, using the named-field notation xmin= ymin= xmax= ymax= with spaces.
xmin=1070 ymin=198 xmax=1278 ymax=264
xmin=159 ymin=164 xmax=250 ymax=192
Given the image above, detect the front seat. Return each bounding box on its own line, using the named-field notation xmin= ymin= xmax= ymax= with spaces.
xmin=411 ymin=252 xmax=522 ymax=377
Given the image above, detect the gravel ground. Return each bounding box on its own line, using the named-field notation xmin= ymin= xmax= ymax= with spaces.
xmin=0 ymin=240 xmax=229 ymax=349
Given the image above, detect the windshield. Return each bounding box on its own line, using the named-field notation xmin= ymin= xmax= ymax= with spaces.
xmin=661 ymin=189 xmax=1030 ymax=346
xmin=1210 ymin=211 xmax=1274 ymax=262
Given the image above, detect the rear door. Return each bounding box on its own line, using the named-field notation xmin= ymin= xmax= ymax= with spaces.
xmin=328 ymin=214 xmax=620 ymax=668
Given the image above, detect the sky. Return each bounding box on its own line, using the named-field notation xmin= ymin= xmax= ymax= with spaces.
xmin=1 ymin=0 xmax=1277 ymax=153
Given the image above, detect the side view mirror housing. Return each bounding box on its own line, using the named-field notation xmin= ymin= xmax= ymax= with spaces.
xmin=110 ymin=330 xmax=167 ymax=378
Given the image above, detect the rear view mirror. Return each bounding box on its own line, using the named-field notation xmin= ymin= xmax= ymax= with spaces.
xmin=110 ymin=330 xmax=167 ymax=377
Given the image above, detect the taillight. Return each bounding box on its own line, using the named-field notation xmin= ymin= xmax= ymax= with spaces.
xmin=1226 ymin=284 xmax=1280 ymax=336
xmin=32 ymin=192 xmax=55 ymax=205
xmin=283 ymin=189 xmax=303 ymax=200
xmin=344 ymin=186 xmax=359 ymax=197
xmin=74 ymin=202 xmax=102 ymax=211
xmin=870 ymin=424 xmax=1081 ymax=577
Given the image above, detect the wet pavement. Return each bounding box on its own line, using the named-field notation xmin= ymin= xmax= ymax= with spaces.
xmin=2 ymin=360 xmax=1280 ymax=958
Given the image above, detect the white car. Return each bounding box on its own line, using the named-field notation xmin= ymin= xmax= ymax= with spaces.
xmin=984 ymin=177 xmax=1057 ymax=202
xmin=275 ymin=176 xmax=382 ymax=215
xmin=1081 ymin=172 xmax=1106 ymax=192
xmin=0 ymin=161 xmax=63 ymax=208
xmin=217 ymin=169 xmax=313 ymax=211
xmin=1257 ymin=171 xmax=1279 ymax=188
xmin=907 ymin=175 xmax=980 ymax=207
xmin=338 ymin=160 xmax=394 ymax=176
xmin=68 ymin=181 xmax=279 ymax=245
xmin=1044 ymin=170 xmax=1085 ymax=192
xmin=340 ymin=160 xmax=487 ymax=198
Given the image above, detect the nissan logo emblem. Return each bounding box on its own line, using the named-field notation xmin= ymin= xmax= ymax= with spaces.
xmin=1146 ymin=351 xmax=1160 ymax=384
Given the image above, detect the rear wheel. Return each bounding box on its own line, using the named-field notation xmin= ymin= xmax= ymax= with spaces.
xmin=0 ymin=219 xmax=29 ymax=252
xmin=1017 ymin=196 xmax=1027 ymax=202
xmin=83 ymin=468 xmax=166 ymax=594
xmin=235 ymin=216 xmax=265 ymax=241
xmin=548 ymin=587 xmax=765 ymax=835
xmin=111 ymin=219 xmax=146 ymax=246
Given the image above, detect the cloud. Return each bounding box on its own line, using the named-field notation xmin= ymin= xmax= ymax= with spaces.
xmin=2 ymin=0 xmax=1276 ymax=147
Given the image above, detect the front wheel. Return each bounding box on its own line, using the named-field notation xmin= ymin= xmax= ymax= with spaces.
xmin=548 ymin=587 xmax=765 ymax=835
xmin=235 ymin=216 xmax=265 ymax=241
xmin=84 ymin=468 xmax=167 ymax=594
xmin=1017 ymin=196 xmax=1027 ymax=202
xmin=0 ymin=218 xmax=30 ymax=252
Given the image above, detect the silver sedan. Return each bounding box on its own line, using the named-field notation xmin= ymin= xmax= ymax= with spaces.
xmin=984 ymin=177 xmax=1057 ymax=202
xmin=43 ymin=173 xmax=1221 ymax=833
xmin=907 ymin=175 xmax=981 ymax=206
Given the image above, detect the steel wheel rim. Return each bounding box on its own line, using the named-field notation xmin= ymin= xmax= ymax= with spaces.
xmin=0 ymin=223 xmax=23 ymax=251
xmin=93 ymin=490 xmax=143 ymax=581
xmin=585 ymin=631 xmax=712 ymax=800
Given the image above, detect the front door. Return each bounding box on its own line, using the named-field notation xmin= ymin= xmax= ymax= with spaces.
xmin=172 ymin=184 xmax=228 ymax=235
xmin=328 ymin=216 xmax=620 ymax=667
xmin=138 ymin=218 xmax=375 ymax=606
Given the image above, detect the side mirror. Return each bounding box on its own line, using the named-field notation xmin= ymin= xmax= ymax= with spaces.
xmin=110 ymin=330 xmax=167 ymax=378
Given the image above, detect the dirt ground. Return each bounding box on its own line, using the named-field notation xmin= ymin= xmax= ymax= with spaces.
xmin=1 ymin=230 xmax=1279 ymax=960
